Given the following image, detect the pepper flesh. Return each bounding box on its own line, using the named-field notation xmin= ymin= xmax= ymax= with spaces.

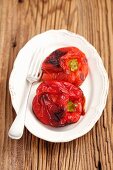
xmin=42 ymin=47 xmax=88 ymax=86
xmin=32 ymin=81 xmax=85 ymax=127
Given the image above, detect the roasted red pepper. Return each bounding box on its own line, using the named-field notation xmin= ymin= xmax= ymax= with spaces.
xmin=42 ymin=47 xmax=88 ymax=86
xmin=32 ymin=81 xmax=85 ymax=127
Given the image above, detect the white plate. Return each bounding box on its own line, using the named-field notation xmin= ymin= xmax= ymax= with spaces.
xmin=9 ymin=30 xmax=109 ymax=142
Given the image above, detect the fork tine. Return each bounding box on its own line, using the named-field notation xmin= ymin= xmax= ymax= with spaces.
xmin=32 ymin=48 xmax=43 ymax=77
xmin=27 ymin=48 xmax=41 ymax=77
xmin=34 ymin=50 xmax=44 ymax=78
xmin=36 ymin=69 xmax=42 ymax=81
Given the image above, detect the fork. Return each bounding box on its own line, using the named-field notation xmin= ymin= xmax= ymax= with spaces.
xmin=8 ymin=48 xmax=44 ymax=139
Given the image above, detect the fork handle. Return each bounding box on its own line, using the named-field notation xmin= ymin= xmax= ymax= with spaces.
xmin=8 ymin=83 xmax=32 ymax=139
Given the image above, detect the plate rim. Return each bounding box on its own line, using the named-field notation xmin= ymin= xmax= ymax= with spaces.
xmin=9 ymin=29 xmax=109 ymax=142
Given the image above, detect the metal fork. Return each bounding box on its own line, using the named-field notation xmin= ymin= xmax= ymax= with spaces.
xmin=8 ymin=48 xmax=43 ymax=139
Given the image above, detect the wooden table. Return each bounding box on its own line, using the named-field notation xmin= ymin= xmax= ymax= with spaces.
xmin=0 ymin=0 xmax=113 ymax=169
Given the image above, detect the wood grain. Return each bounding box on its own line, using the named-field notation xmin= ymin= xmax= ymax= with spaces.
xmin=0 ymin=0 xmax=113 ymax=169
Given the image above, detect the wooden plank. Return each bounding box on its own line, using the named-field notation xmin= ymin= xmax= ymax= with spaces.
xmin=0 ymin=0 xmax=112 ymax=169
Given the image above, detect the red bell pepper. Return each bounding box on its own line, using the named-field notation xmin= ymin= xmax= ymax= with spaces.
xmin=42 ymin=47 xmax=88 ymax=86
xmin=32 ymin=81 xmax=85 ymax=127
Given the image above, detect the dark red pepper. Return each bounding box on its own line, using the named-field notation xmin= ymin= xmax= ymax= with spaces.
xmin=42 ymin=47 xmax=88 ymax=86
xmin=32 ymin=81 xmax=85 ymax=127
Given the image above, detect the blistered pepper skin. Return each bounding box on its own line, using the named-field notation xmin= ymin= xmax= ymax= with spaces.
xmin=42 ymin=47 xmax=88 ymax=86
xmin=32 ymin=81 xmax=85 ymax=127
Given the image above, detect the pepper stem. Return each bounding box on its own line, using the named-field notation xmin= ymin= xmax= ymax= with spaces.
xmin=67 ymin=101 xmax=77 ymax=112
xmin=69 ymin=59 xmax=78 ymax=71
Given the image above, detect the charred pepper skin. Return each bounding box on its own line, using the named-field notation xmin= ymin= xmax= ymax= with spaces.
xmin=42 ymin=47 xmax=88 ymax=86
xmin=32 ymin=81 xmax=85 ymax=127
